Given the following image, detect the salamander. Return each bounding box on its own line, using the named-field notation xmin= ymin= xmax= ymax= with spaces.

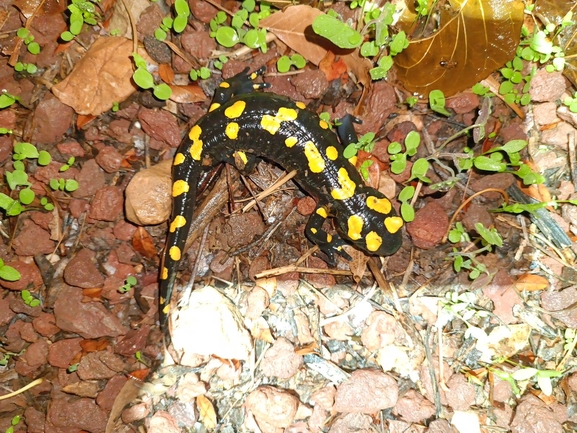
xmin=159 ymin=67 xmax=404 ymax=334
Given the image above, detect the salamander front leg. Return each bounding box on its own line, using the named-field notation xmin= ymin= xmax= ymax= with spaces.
xmin=305 ymin=206 xmax=352 ymax=265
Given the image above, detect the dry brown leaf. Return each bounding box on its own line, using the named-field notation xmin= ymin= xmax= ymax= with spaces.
xmin=132 ymin=226 xmax=158 ymax=259
xmin=259 ymin=5 xmax=328 ymax=66
xmin=52 ymin=37 xmax=150 ymax=116
xmin=169 ymin=84 xmax=207 ymax=104
xmin=513 ymin=274 xmax=549 ymax=292
xmin=259 ymin=5 xmax=372 ymax=84
xmin=12 ymin=0 xmax=42 ymax=18
xmin=197 ymin=395 xmax=217 ymax=429
xmin=395 ymin=0 xmax=524 ymax=96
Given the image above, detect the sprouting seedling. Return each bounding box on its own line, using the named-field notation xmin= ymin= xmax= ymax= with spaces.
xmin=119 ymin=275 xmax=137 ymax=293
xmin=155 ymin=16 xmax=174 ymax=41
xmin=60 ymin=157 xmax=75 ymax=172
xmin=67 ymin=363 xmax=79 ymax=373
xmin=60 ymin=0 xmax=100 ymax=41
xmin=437 ymin=290 xmax=490 ymax=340
xmin=0 ymin=258 xmax=21 ymax=282
xmin=190 ymin=67 xmax=211 ymax=81
xmin=14 ymin=62 xmax=38 ymax=74
xmin=17 ymin=28 xmax=40 ymax=54
xmin=429 ymin=89 xmax=451 ymax=116
xmin=132 ymin=53 xmax=172 ymax=100
xmin=343 ymin=132 xmax=376 ymax=159
xmin=49 ymin=178 xmax=79 ymax=192
xmin=0 ymin=91 xmax=20 ymax=109
xmin=276 ymin=54 xmax=306 ymax=73
xmin=135 ymin=351 xmax=149 ymax=367
xmin=21 ymin=289 xmax=40 ymax=307
xmin=4 ymin=414 xmax=21 ymax=433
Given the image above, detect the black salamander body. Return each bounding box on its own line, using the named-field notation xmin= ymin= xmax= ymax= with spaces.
xmin=159 ymin=68 xmax=403 ymax=332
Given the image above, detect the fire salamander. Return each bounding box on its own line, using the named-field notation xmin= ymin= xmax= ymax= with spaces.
xmin=159 ymin=67 xmax=404 ymax=333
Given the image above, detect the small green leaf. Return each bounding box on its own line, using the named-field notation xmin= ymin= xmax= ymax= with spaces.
xmin=277 ymin=56 xmax=291 ymax=73
xmin=64 ymin=179 xmax=79 ymax=191
xmin=500 ymin=139 xmax=527 ymax=154
xmin=133 ymin=68 xmax=155 ymax=90
xmin=429 ymin=89 xmax=451 ymax=116
xmin=14 ymin=142 xmax=39 ymax=158
xmin=473 ymin=155 xmax=507 ymax=172
xmin=0 ymin=265 xmax=21 ymax=281
xmin=400 ymin=202 xmax=415 ymax=222
xmin=312 ymin=14 xmax=363 ymax=49
xmin=61 ymin=31 xmax=74 ymax=41
xmin=27 ymin=42 xmax=41 ymax=54
xmin=153 ymin=83 xmax=172 ymax=100
xmin=173 ymin=14 xmax=188 ymax=33
xmin=215 ymin=26 xmax=240 ymax=48
xmin=398 ymin=185 xmax=415 ymax=202
xmin=38 ymin=150 xmax=51 ymax=165
xmin=19 ymin=188 xmax=35 ymax=205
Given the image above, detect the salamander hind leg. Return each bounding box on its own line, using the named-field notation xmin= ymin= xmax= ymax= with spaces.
xmin=305 ymin=206 xmax=353 ymax=265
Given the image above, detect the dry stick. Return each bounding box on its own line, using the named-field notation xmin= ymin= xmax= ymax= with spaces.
xmin=442 ymin=187 xmax=510 ymax=243
xmin=569 ymin=130 xmax=577 ymax=192
xmin=120 ymin=0 xmax=138 ymax=54
xmin=255 ymin=265 xmax=352 ymax=279
xmin=242 ymin=170 xmax=297 ymax=213
xmin=0 ymin=378 xmax=43 ymax=401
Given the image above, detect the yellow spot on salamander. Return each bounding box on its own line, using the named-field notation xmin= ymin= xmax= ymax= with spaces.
xmin=174 ymin=153 xmax=185 ymax=165
xmin=261 ymin=115 xmax=280 ymax=135
xmin=319 ymin=119 xmax=329 ymax=129
xmin=160 ymin=296 xmax=165 ymax=304
xmin=209 ymin=103 xmax=221 ymax=112
xmin=172 ymin=180 xmax=190 ymax=197
xmin=326 ymin=146 xmax=338 ymax=161
xmin=236 ymin=151 xmax=248 ymax=164
xmin=367 ymin=196 xmax=392 ymax=215
xmin=163 ymin=304 xmax=170 ymax=314
xmin=285 ymin=136 xmax=298 ymax=148
xmin=331 ymin=168 xmax=356 ymax=200
xmin=304 ymin=141 xmax=325 ymax=173
xmin=250 ymin=72 xmax=258 ymax=80
xmin=189 ymin=125 xmax=203 ymax=160
xmin=224 ymin=100 xmax=246 ymax=119
xmin=169 ymin=215 xmax=187 ymax=233
xmin=310 ymin=228 xmax=318 ymax=234
xmin=296 ymin=101 xmax=306 ymax=109
xmin=169 ymin=246 xmax=181 ymax=261
xmin=366 ymin=231 xmax=383 ymax=252
xmin=219 ymin=81 xmax=230 ymax=88
xmin=347 ymin=215 xmax=364 ymax=240
xmin=326 ymin=233 xmax=332 ymax=242
xmin=261 ymin=107 xmax=298 ymax=135
xmin=316 ymin=207 xmax=328 ymax=218
xmin=348 ymin=156 xmax=358 ymax=166
xmin=226 ymin=122 xmax=240 ymax=139
xmin=385 ymin=216 xmax=404 ymax=234
xmin=161 ymin=267 xmax=168 ymax=280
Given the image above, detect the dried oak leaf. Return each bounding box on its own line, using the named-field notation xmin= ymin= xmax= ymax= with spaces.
xmin=53 ymin=37 xmax=150 ymax=116
xmin=259 ymin=5 xmax=371 ymax=85
xmin=394 ymin=0 xmax=524 ymax=96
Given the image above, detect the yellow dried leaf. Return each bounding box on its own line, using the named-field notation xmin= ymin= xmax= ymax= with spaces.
xmin=197 ymin=395 xmax=217 ymax=429
xmin=513 ymin=274 xmax=549 ymax=292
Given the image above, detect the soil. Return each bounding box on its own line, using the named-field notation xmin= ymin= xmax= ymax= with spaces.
xmin=0 ymin=1 xmax=576 ymax=432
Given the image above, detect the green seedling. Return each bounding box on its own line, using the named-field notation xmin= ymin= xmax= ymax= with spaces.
xmin=0 ymin=142 xmax=53 ymax=216
xmin=210 ymin=0 xmax=270 ymax=52
xmin=67 ymin=363 xmax=79 ymax=373
xmin=387 ymin=130 xmax=420 ymax=174
xmin=458 ymin=140 xmax=544 ymax=186
xmin=173 ymin=0 xmax=190 ymax=33
xmin=49 ymin=178 xmax=79 ymax=192
xmin=498 ymin=51 xmax=534 ymax=106
xmin=343 ymin=132 xmax=376 ymax=159
xmin=59 ymin=157 xmax=76 ymax=172
xmin=189 ymin=66 xmax=211 ymax=81
xmin=135 ymin=350 xmax=150 ymax=367
xmin=398 ymin=185 xmax=415 ymax=222
xmin=119 ymin=275 xmax=137 ymax=293
xmin=471 ymin=83 xmax=491 ymax=97
xmin=21 ymin=289 xmax=40 ymax=307
xmin=132 ymin=53 xmax=172 ymax=100
xmin=490 ymin=360 xmax=563 ymax=398
xmin=0 ymin=92 xmax=20 ymax=109
xmin=111 ymin=102 xmax=119 ymax=112
xmin=4 ymin=414 xmax=21 ymax=433
xmin=0 ymin=258 xmax=21 ymax=281
xmin=17 ymin=28 xmax=40 ymax=54
xmin=61 ymin=0 xmax=100 ymax=41
xmin=319 ymin=112 xmax=334 ymax=130
xmin=276 ymin=54 xmax=306 ymax=73
xmin=14 ymin=62 xmax=37 ymax=74
xmin=213 ymin=55 xmax=228 ymax=71
xmin=405 ymin=96 xmax=418 ymax=108
xmin=155 ymin=16 xmax=173 ymax=41
xmin=563 ymin=92 xmax=577 ymax=113
xmin=449 ymin=222 xmax=502 ymax=280
xmin=429 ymin=89 xmax=451 ymax=116
xmin=415 ymin=0 xmax=429 ymax=16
